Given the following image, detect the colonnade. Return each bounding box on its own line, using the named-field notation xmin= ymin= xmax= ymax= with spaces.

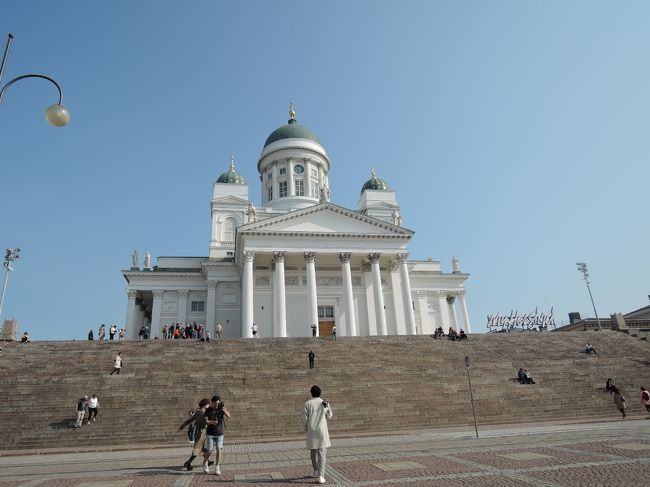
xmin=239 ymin=250 xmax=418 ymax=338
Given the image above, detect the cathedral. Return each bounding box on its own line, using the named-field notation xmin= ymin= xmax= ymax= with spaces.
xmin=122 ymin=104 xmax=471 ymax=339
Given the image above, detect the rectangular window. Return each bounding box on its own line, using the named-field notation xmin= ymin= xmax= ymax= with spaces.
xmin=279 ymin=167 xmax=287 ymax=175
xmin=295 ymin=179 xmax=304 ymax=196
xmin=318 ymin=305 xmax=334 ymax=319
xmin=311 ymin=182 xmax=319 ymax=198
xmin=279 ymin=181 xmax=288 ymax=198
xmin=191 ymin=301 xmax=205 ymax=312
xmin=267 ymin=186 xmax=273 ymax=201
xmin=310 ymin=168 xmax=318 ymax=178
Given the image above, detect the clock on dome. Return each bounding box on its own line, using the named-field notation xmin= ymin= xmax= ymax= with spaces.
xmin=294 ymin=164 xmax=304 ymax=174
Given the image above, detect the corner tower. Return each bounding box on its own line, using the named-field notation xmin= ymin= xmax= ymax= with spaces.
xmin=257 ymin=102 xmax=331 ymax=211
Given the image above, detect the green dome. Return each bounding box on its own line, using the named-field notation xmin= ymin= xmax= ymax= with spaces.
xmin=263 ymin=102 xmax=321 ymax=148
xmin=217 ymin=158 xmax=246 ymax=185
xmin=361 ymin=169 xmax=390 ymax=194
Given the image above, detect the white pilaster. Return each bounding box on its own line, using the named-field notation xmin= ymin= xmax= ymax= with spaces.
xmin=242 ymin=251 xmax=255 ymax=338
xmin=206 ymin=283 xmax=217 ymax=333
xmin=288 ymin=159 xmax=295 ymax=196
xmin=397 ymin=253 xmax=417 ymax=335
xmin=273 ymin=251 xmax=287 ymax=337
xmin=305 ymin=252 xmax=319 ymax=337
xmin=416 ymin=291 xmax=429 ymax=335
xmin=272 ymin=164 xmax=279 ymax=201
xmin=151 ymin=290 xmax=164 ymax=337
xmin=340 ymin=252 xmax=357 ymax=336
xmin=369 ymin=253 xmax=387 ymax=336
xmin=125 ymin=289 xmax=138 ymax=335
xmin=458 ymin=290 xmax=471 ymax=333
xmin=210 ymin=212 xmax=218 ymax=245
xmin=447 ymin=295 xmax=458 ymax=331
xmin=437 ymin=291 xmax=451 ymax=331
xmin=177 ymin=289 xmax=189 ymax=324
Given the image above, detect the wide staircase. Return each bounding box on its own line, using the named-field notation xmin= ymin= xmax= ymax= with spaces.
xmin=0 ymin=332 xmax=648 ymax=450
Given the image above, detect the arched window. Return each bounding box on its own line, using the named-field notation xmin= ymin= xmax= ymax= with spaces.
xmin=223 ymin=217 xmax=237 ymax=243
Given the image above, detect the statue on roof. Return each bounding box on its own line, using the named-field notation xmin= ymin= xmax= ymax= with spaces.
xmin=246 ymin=202 xmax=257 ymax=223
xmin=320 ymin=184 xmax=330 ymax=203
xmin=392 ymin=209 xmax=402 ymax=226
xmin=144 ymin=252 xmax=151 ymax=270
xmin=131 ymin=250 xmax=139 ymax=269
xmin=452 ymin=256 xmax=460 ymax=273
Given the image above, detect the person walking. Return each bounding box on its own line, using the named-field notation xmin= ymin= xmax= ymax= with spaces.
xmin=74 ymin=396 xmax=88 ymax=428
xmin=110 ymin=352 xmax=123 ymax=375
xmin=87 ymin=394 xmax=99 ymax=423
xmin=640 ymin=386 xmax=650 ymax=416
xmin=204 ymin=395 xmax=231 ymax=475
xmin=251 ymin=323 xmax=258 ymax=338
xmin=308 ymin=350 xmax=315 ymax=370
xmin=186 ymin=409 xmax=197 ymax=445
xmin=613 ymin=387 xmax=626 ymax=418
xmin=331 ymin=325 xmax=336 ymax=341
xmin=302 ymin=385 xmax=333 ymax=484
xmin=215 ymin=322 xmax=223 ymax=339
xmin=179 ymin=398 xmax=210 ymax=471
xmin=98 ymin=324 xmax=105 ymax=341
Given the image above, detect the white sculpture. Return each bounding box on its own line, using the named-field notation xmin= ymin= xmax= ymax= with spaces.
xmin=246 ymin=203 xmax=257 ymax=223
xmin=392 ymin=209 xmax=402 ymax=226
xmin=131 ymin=250 xmax=139 ymax=268
xmin=144 ymin=252 xmax=151 ymax=269
xmin=319 ymin=184 xmax=330 ymax=202
xmin=452 ymin=256 xmax=460 ymax=273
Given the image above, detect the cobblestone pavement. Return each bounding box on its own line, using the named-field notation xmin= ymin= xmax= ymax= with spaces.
xmin=0 ymin=420 xmax=648 ymax=486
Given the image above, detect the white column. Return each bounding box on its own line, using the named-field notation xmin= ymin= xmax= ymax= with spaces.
xmin=305 ymin=252 xmax=319 ymax=337
xmin=151 ymin=290 xmax=164 ymax=338
xmin=447 ymin=295 xmax=458 ymax=331
xmin=397 ymin=252 xmax=417 ymax=335
xmin=210 ymin=212 xmax=218 ymax=245
xmin=177 ymin=289 xmax=189 ymax=324
xmin=272 ymin=164 xmax=279 ymax=201
xmin=437 ymin=291 xmax=450 ymax=331
xmin=125 ymin=289 xmax=138 ymax=334
xmin=206 ymin=283 xmax=217 ymax=333
xmin=369 ymin=253 xmax=387 ymax=335
xmin=241 ymin=251 xmax=255 ymax=338
xmin=288 ymin=159 xmax=295 ymax=196
xmin=458 ymin=290 xmax=471 ymax=333
xmin=273 ymin=251 xmax=287 ymax=337
xmin=339 ymin=252 xmax=357 ymax=336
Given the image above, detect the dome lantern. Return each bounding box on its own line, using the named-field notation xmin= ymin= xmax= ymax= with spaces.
xmin=216 ymin=155 xmax=246 ymax=185
xmin=360 ymin=167 xmax=390 ymax=194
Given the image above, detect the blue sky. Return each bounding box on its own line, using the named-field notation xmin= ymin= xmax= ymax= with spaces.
xmin=1 ymin=1 xmax=648 ymax=340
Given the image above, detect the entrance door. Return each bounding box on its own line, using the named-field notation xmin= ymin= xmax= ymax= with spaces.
xmin=319 ymin=320 xmax=334 ymax=337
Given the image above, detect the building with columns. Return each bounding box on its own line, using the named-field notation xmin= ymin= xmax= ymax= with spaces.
xmin=122 ymin=104 xmax=471 ymax=339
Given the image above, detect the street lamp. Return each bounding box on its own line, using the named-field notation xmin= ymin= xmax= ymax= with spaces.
xmin=0 ymin=33 xmax=70 ymax=126
xmin=0 ymin=248 xmax=21 ymax=320
xmin=576 ymin=261 xmax=602 ymax=331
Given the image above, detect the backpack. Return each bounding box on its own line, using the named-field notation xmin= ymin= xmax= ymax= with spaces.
xmin=643 ymin=391 xmax=650 ymax=401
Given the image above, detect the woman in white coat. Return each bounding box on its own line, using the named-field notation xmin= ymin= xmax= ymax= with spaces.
xmin=302 ymin=385 xmax=333 ymax=484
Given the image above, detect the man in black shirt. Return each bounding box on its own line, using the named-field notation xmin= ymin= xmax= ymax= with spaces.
xmin=204 ymin=395 xmax=231 ymax=475
xmin=179 ymin=398 xmax=210 ymax=471
xmin=308 ymin=350 xmax=315 ymax=369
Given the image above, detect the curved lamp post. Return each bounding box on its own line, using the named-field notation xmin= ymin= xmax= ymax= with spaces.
xmin=0 ymin=248 xmax=20 ymax=321
xmin=0 ymin=33 xmax=70 ymax=126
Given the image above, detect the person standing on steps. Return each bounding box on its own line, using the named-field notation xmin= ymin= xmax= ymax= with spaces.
xmin=311 ymin=323 xmax=317 ymax=337
xmin=640 ymin=386 xmax=650 ymax=416
xmin=110 ymin=352 xmax=122 ymax=375
xmin=74 ymin=396 xmax=88 ymax=428
xmin=179 ymin=398 xmax=210 ymax=471
xmin=87 ymin=394 xmax=99 ymax=423
xmin=331 ymin=325 xmax=336 ymax=341
xmin=215 ymin=322 xmax=223 ymax=339
xmin=109 ymin=324 xmax=117 ymax=340
xmin=613 ymin=387 xmax=626 ymax=418
xmin=251 ymin=322 xmax=258 ymax=338
xmin=302 ymin=385 xmax=333 ymax=485
xmin=308 ymin=350 xmax=315 ymax=369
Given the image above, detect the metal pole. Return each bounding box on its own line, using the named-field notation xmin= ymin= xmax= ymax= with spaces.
xmin=0 ymin=268 xmax=10 ymax=319
xmin=0 ymin=33 xmax=14 ymax=86
xmin=585 ymin=281 xmax=602 ymax=331
xmin=464 ymin=356 xmax=479 ymax=439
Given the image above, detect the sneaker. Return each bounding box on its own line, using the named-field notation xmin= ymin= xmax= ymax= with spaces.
xmin=318 ymin=477 xmax=326 ymax=484
xmin=189 ymin=441 xmax=194 ymax=446
xmin=214 ymin=465 xmax=221 ymax=475
xmin=203 ymin=461 xmax=209 ymax=473
xmin=183 ymin=460 xmax=193 ymax=471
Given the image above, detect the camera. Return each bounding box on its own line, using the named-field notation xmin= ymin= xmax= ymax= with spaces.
xmin=217 ymin=402 xmax=225 ymax=410
xmin=321 ymin=400 xmax=328 ymax=408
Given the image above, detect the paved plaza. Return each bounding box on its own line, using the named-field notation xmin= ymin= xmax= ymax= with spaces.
xmin=1 ymin=420 xmax=649 ymax=486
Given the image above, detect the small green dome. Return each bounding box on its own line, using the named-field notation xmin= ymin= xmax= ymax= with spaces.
xmin=361 ymin=168 xmax=390 ymax=194
xmin=217 ymin=157 xmax=246 ymax=185
xmin=263 ymin=102 xmax=321 ymax=148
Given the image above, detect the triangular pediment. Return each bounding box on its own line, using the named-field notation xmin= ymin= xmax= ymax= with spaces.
xmin=211 ymin=195 xmax=250 ymax=205
xmin=239 ymin=203 xmax=412 ymax=236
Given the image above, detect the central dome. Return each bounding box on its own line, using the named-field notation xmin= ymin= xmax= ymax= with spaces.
xmin=263 ymin=102 xmax=321 ymax=148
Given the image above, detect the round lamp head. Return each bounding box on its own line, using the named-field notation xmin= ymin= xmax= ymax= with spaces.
xmin=45 ymin=103 xmax=70 ymax=127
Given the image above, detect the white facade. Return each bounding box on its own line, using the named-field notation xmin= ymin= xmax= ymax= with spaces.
xmin=122 ymin=107 xmax=470 ymax=339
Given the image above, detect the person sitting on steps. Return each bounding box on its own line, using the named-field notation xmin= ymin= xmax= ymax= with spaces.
xmin=585 ymin=343 xmax=598 ymax=355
